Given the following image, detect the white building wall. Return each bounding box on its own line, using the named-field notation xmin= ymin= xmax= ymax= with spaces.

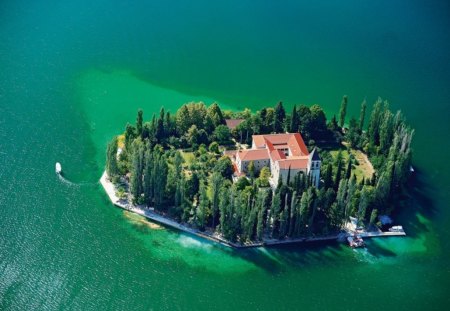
xmin=278 ymin=168 xmax=306 ymax=185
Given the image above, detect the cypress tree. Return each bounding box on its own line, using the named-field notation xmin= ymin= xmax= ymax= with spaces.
xmin=124 ymin=123 xmax=136 ymax=152
xmin=334 ymin=151 xmax=343 ymax=190
xmin=210 ymin=172 xmax=223 ymax=229
xmin=324 ymin=163 xmax=333 ymax=189
xmin=106 ymin=136 xmax=119 ymax=178
xmin=380 ymin=109 xmax=394 ymax=154
xmin=274 ymin=101 xmax=286 ymax=133
xmin=130 ymin=139 xmax=145 ymax=202
xmin=359 ymin=99 xmax=367 ymax=131
xmin=358 ymin=186 xmax=371 ymax=223
xmin=286 ymin=165 xmax=292 ymax=186
xmin=143 ymin=149 xmax=154 ymax=206
xmin=345 ymin=156 xmax=352 ymax=180
xmin=369 ymin=208 xmax=378 ymax=226
xmin=196 ymin=181 xmax=209 ymax=231
xmin=270 ymin=192 xmax=282 ymax=238
xmin=368 ymin=98 xmax=383 ymax=147
xmin=156 ymin=107 xmax=165 ymax=142
xmin=290 ymin=105 xmax=299 ymax=132
xmin=339 ymin=95 xmax=348 ymax=128
xmin=136 ymin=109 xmax=143 ymax=137
xmin=287 ymin=191 xmax=297 ymax=237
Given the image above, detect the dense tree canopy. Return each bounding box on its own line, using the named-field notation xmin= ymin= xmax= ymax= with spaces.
xmin=107 ymin=98 xmax=414 ymax=244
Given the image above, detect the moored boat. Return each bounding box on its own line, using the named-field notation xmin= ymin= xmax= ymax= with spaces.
xmin=388 ymin=225 xmax=404 ymax=232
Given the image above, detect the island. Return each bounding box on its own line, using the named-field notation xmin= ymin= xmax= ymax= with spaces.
xmin=101 ymin=97 xmax=413 ymax=248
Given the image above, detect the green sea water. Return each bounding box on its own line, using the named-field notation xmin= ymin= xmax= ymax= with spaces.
xmin=1 ymin=0 xmax=449 ymax=310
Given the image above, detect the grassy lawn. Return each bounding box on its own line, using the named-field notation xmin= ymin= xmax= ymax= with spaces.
xmin=329 ymin=144 xmax=374 ymax=181
xmin=180 ymin=151 xmax=195 ymax=165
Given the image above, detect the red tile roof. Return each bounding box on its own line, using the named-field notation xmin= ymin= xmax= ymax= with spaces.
xmin=253 ymin=133 xmax=309 ymax=156
xmin=288 ymin=133 xmax=309 ymax=156
xmin=236 ymin=149 xmax=269 ymax=161
xmin=270 ymin=149 xmax=286 ymax=161
xmin=277 ymin=158 xmax=309 ymax=170
xmin=225 ymin=119 xmax=245 ymax=130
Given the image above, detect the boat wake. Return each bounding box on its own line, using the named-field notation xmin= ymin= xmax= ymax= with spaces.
xmin=57 ymin=173 xmax=79 ymax=186
xmin=56 ymin=162 xmax=97 ymax=187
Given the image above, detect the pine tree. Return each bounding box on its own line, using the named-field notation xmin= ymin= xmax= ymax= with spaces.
xmin=207 ymin=103 xmax=225 ymax=127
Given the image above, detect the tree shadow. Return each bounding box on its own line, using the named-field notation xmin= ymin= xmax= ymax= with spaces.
xmin=391 ymin=166 xmax=438 ymax=239
xmin=225 ymin=240 xmax=348 ymax=274
xmin=363 ymin=239 xmax=397 ymax=258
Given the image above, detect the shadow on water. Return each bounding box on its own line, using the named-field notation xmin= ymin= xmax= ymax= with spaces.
xmin=363 ymin=239 xmax=397 ymax=258
xmin=392 ymin=166 xmax=438 ymax=239
xmin=227 ymin=240 xmax=348 ymax=274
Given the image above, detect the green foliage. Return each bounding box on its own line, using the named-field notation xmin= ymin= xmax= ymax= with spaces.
xmin=209 ymin=141 xmax=220 ymax=154
xmin=207 ymin=103 xmax=225 ymax=127
xmin=213 ymin=156 xmax=234 ymax=180
xmin=310 ymin=104 xmax=327 ymax=133
xmin=235 ymin=176 xmax=251 ymax=191
xmin=213 ymin=125 xmax=232 ymax=144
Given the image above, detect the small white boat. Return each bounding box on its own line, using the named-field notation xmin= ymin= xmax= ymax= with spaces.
xmin=388 ymin=225 xmax=404 ymax=232
xmin=55 ymin=162 xmax=62 ymax=174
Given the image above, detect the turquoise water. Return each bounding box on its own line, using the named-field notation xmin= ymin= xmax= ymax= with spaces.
xmin=1 ymin=0 xmax=449 ymax=310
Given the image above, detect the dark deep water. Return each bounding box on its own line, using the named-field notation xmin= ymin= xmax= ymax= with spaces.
xmin=1 ymin=1 xmax=450 ymax=310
